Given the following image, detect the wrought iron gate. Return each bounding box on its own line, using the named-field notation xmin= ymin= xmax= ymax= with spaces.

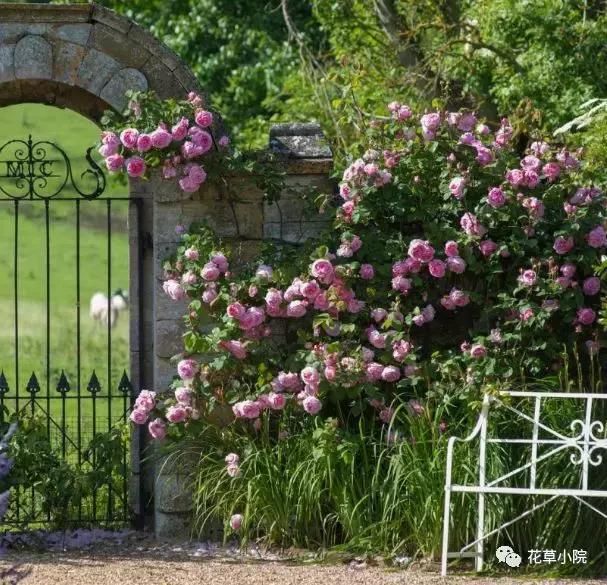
xmin=0 ymin=136 xmax=142 ymax=528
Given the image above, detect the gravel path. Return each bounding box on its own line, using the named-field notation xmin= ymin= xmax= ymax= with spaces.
xmin=2 ymin=552 xmax=606 ymax=585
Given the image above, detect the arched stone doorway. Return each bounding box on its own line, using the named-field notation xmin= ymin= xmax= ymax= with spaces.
xmin=0 ymin=3 xmax=203 ymax=531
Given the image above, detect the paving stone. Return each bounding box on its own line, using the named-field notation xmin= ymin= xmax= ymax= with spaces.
xmin=14 ymin=34 xmax=52 ymax=80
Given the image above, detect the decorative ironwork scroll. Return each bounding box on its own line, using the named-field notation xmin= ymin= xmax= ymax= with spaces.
xmin=0 ymin=135 xmax=106 ymax=199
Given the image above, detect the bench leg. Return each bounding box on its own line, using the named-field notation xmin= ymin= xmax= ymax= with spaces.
xmin=441 ymin=486 xmax=451 ymax=576
xmin=475 ymin=491 xmax=485 ymax=572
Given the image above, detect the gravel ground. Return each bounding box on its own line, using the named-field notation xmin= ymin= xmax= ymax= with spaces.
xmin=2 ymin=551 xmax=607 ymax=585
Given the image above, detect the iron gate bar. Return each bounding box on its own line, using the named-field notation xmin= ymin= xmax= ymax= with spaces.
xmin=0 ymin=136 xmax=143 ymax=529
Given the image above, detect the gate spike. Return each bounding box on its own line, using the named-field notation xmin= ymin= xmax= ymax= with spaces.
xmin=117 ymin=370 xmax=132 ymax=395
xmin=0 ymin=371 xmax=9 ymax=396
xmin=56 ymin=370 xmax=71 ymax=394
xmin=87 ymin=370 xmax=101 ymax=395
xmin=26 ymin=372 xmax=40 ymax=395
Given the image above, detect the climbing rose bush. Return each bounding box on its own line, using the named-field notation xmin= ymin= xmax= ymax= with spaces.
xmin=99 ymin=91 xmax=229 ymax=192
xmin=132 ymin=103 xmax=606 ymax=438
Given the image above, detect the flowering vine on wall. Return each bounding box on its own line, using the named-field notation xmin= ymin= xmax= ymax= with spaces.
xmin=123 ymin=100 xmax=606 ymax=449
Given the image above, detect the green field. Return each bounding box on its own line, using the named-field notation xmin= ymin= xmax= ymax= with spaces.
xmin=0 ymin=104 xmax=131 ymax=431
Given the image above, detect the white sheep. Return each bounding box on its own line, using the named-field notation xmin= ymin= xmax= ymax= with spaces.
xmin=89 ymin=289 xmax=129 ymax=328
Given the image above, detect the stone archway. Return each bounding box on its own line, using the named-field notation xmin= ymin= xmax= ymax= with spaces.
xmin=0 ymin=3 xmax=200 ymax=118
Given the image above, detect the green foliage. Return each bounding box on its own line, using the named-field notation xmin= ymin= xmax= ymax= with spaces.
xmin=8 ymin=416 xmax=129 ymax=529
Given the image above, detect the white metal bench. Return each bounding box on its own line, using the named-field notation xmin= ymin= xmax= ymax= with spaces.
xmin=441 ymin=391 xmax=607 ymax=576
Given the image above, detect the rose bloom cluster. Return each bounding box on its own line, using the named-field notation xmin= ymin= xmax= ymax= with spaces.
xmin=130 ymin=102 xmax=607 ymax=439
xmin=99 ymin=92 xmax=229 ymax=193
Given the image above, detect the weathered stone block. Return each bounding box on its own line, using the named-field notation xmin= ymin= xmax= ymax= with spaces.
xmin=264 ymin=220 xmax=329 ymax=243
xmin=142 ymin=58 xmax=182 ymax=100
xmin=55 ymin=23 xmax=92 ymax=46
xmin=128 ymin=24 xmax=181 ymax=71
xmin=77 ymin=48 xmax=121 ymax=95
xmin=53 ymin=41 xmax=86 ymax=85
xmin=0 ymin=24 xmax=49 ymax=44
xmin=270 ymin=123 xmax=332 ymax=158
xmin=154 ymin=511 xmax=192 ymax=538
xmin=91 ymin=5 xmax=132 ymax=34
xmin=90 ymin=23 xmax=151 ymax=69
xmin=100 ymin=67 xmax=148 ymax=111
xmin=14 ymin=35 xmax=52 ymax=80
xmin=0 ymin=45 xmax=15 ymax=83
xmin=172 ymin=65 xmax=201 ymax=93
xmin=156 ymin=319 xmax=185 ymax=359
xmin=155 ymin=357 xmax=177 ymax=390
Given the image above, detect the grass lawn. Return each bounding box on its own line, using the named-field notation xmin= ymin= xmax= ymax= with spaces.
xmin=0 ymin=104 xmax=132 ymax=433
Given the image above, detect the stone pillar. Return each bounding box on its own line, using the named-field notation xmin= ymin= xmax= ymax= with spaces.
xmin=146 ymin=123 xmax=333 ymax=538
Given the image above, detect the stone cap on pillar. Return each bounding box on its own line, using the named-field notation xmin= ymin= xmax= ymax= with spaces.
xmin=269 ymin=123 xmax=332 ymax=159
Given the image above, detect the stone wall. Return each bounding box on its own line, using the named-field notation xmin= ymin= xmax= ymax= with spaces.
xmin=134 ymin=123 xmax=333 ymax=536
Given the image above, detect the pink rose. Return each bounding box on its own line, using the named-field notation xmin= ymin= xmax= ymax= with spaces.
xmin=302 ymin=396 xmax=322 ymax=415
xmin=183 ymin=247 xmax=199 ymax=263
xmin=211 ymin=253 xmax=229 ymax=272
xmin=230 ymin=514 xmax=243 ymax=531
xmin=163 ymin=279 xmax=186 ymax=301
xmin=268 ymin=392 xmax=286 ymax=410
xmin=136 ymin=134 xmax=152 ymax=152
xmin=583 ymin=277 xmax=600 ymax=296
xmin=460 ymin=212 xmax=486 ymax=237
xmin=221 ymin=340 xmax=247 ymax=359
xmin=201 ymin=262 xmax=220 ymax=281
xmin=233 ymin=400 xmax=261 ymax=419
xmin=449 ymin=288 xmax=470 ymax=307
xmin=392 ymin=340 xmax=412 ymax=361
xmin=182 ymin=270 xmax=197 ymax=286
xmin=287 ymin=300 xmax=307 ymax=318
xmin=428 ymin=259 xmax=446 ymax=278
xmin=449 ymin=177 xmax=466 ymax=199
xmin=366 ymin=362 xmax=384 ymax=382
xmin=561 ymin=264 xmax=576 ymax=278
xmin=392 ymin=276 xmax=412 ymax=293
xmin=105 ymin=153 xmax=124 ymax=173
xmin=381 ymin=365 xmax=401 ymax=383
xmin=587 ymin=226 xmax=607 ymax=248
xmin=125 ymin=156 xmax=146 ymax=178
xmin=171 ymin=118 xmax=189 ymax=141
xmin=202 ymin=286 xmax=218 ymax=304
xmin=148 ymin=418 xmax=167 ymax=440
xmin=408 ymin=239 xmax=434 ymax=263
xmin=150 ymin=127 xmax=173 ymax=149
xmin=130 ymin=408 xmax=148 ymax=425
xmin=479 ymin=240 xmax=497 ymax=257
xmin=506 ymin=168 xmax=525 ymax=187
xmin=195 ymin=109 xmax=214 ymax=128
xmin=310 ymin=259 xmax=334 ymax=284
xmin=227 ymin=302 xmax=246 ymax=320
xmin=518 ymin=269 xmax=537 ymax=287
xmin=447 ymin=256 xmax=466 ymax=274
xmin=470 ymin=344 xmax=487 ymax=359
xmin=577 ymin=307 xmax=596 ymax=325
xmin=135 ymin=389 xmax=156 ymax=411
xmin=368 ymin=329 xmax=386 ymax=349
xmin=372 ymin=308 xmax=387 ymax=323
xmin=175 ymin=387 xmax=193 ymax=405
xmin=177 ymin=358 xmax=198 ymax=381
xmin=421 ymin=112 xmax=441 ymax=131
xmin=543 ymin=162 xmax=560 ymax=181
xmin=225 ymin=453 xmax=240 ymax=465
xmin=189 ymin=127 xmax=213 ymax=152
xmin=487 ymin=187 xmax=506 ymax=208
xmin=166 ymin=404 xmax=188 ymax=423
xmin=300 ymin=366 xmax=320 ymax=386
xmin=120 ymin=128 xmax=139 ymax=149
xmin=218 ymin=135 xmax=230 ymax=148
xmin=553 ymin=236 xmax=574 ymax=255
xmin=445 ymin=240 xmax=459 ymax=257
xmin=301 ymin=281 xmax=320 ymax=299
xmin=360 ymin=264 xmax=375 ymax=280
xmin=226 ymin=463 xmax=240 ymax=477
